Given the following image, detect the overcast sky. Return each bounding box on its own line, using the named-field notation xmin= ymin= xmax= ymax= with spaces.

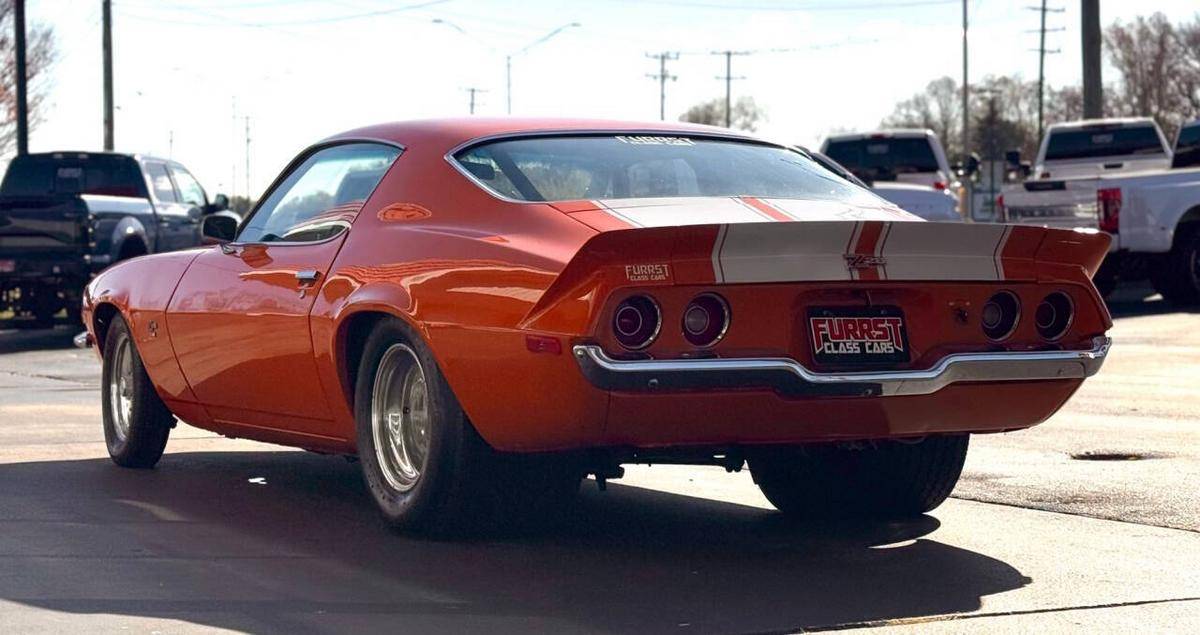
xmin=23 ymin=0 xmax=1200 ymax=199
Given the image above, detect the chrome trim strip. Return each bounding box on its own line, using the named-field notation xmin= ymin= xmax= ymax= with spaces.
xmin=572 ymin=336 xmax=1110 ymax=398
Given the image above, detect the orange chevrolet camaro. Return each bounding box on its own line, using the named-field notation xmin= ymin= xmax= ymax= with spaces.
xmin=80 ymin=118 xmax=1112 ymax=532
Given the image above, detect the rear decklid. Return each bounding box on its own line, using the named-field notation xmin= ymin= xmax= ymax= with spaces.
xmin=522 ymin=211 xmax=1110 ymax=330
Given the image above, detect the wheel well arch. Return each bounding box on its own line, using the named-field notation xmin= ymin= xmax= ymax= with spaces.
xmin=117 ymin=236 xmax=148 ymax=260
xmin=92 ymin=302 xmax=121 ymax=354
xmin=336 ymin=308 xmax=424 ymax=414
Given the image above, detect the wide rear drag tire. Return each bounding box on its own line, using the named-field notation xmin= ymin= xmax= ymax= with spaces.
xmin=1150 ymin=225 xmax=1200 ymax=306
xmin=749 ymin=435 xmax=969 ymax=519
xmin=101 ymin=316 xmax=174 ymax=468
xmin=354 ymin=319 xmax=580 ymax=534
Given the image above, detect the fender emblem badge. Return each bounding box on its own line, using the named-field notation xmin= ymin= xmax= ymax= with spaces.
xmin=148 ymin=320 xmax=158 ymax=338
xmin=844 ymin=254 xmax=886 ymax=270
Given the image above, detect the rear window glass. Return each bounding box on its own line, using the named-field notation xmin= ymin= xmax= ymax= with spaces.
xmin=1172 ymin=123 xmax=1200 ymax=169
xmin=0 ymin=154 xmax=146 ymax=198
xmin=1044 ymin=125 xmax=1166 ymax=161
xmin=453 ymin=135 xmax=873 ymax=204
xmin=822 ymin=137 xmax=941 ymax=180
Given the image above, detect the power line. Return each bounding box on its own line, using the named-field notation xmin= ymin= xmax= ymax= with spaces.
xmin=602 ymin=0 xmax=958 ymax=12
xmin=118 ymin=0 xmax=448 ymax=29
xmin=645 ymin=52 xmax=678 ymax=121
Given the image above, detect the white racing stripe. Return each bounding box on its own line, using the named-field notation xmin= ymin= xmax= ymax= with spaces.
xmin=715 ymin=222 xmax=1015 ymax=283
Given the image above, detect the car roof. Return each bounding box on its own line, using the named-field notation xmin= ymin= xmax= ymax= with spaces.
xmin=325 ymin=117 xmax=765 ymax=153
xmin=1046 ymin=117 xmax=1158 ymax=131
xmin=822 ymin=129 xmax=935 ymax=142
xmin=20 ymin=151 xmax=176 ymax=165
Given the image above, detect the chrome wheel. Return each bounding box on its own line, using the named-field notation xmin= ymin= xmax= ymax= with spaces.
xmin=371 ymin=344 xmax=431 ymax=492
xmin=108 ymin=334 xmax=135 ymax=443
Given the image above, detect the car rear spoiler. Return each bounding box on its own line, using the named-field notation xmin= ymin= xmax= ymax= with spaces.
xmin=521 ymin=221 xmax=1111 ymax=331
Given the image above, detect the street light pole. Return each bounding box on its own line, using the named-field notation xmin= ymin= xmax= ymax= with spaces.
xmin=507 ymin=22 xmax=580 ymax=115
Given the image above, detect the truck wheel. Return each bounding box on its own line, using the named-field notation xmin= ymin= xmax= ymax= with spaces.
xmin=1092 ymin=258 xmax=1118 ymax=299
xmin=749 ymin=435 xmax=969 ymax=519
xmin=1150 ymin=226 xmax=1200 ymax=306
xmin=101 ymin=316 xmax=174 ymax=468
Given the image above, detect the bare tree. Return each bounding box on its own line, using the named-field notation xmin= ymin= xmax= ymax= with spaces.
xmin=0 ymin=0 xmax=56 ymax=156
xmin=680 ymin=96 xmax=765 ymax=132
xmin=1105 ymin=12 xmax=1200 ymax=138
xmin=882 ymin=76 xmax=960 ymax=154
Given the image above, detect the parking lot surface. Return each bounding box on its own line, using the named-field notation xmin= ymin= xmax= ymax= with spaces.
xmin=0 ymin=285 xmax=1197 ymax=633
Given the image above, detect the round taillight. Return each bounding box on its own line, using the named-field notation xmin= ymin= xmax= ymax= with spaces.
xmin=613 ymin=295 xmax=660 ymax=350
xmin=981 ymin=291 xmax=1020 ymax=341
xmin=1035 ymin=292 xmax=1073 ymax=341
xmin=682 ymin=293 xmax=730 ymax=347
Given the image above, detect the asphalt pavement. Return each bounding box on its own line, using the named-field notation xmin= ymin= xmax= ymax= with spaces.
xmin=0 ymin=284 xmax=1197 ymax=633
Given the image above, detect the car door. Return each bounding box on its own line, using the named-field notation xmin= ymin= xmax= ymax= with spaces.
xmin=143 ymin=160 xmax=200 ymax=252
xmin=166 ymin=142 xmax=401 ymax=436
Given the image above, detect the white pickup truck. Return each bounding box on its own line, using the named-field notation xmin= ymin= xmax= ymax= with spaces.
xmin=820 ymin=129 xmax=962 ymax=222
xmin=999 ymin=118 xmax=1200 ymax=304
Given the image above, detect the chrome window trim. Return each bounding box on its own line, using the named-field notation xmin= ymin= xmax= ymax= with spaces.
xmin=443 ymin=129 xmax=798 ymax=205
xmin=234 ymin=137 xmax=405 ymax=244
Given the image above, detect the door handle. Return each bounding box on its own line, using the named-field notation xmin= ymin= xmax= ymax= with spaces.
xmin=295 ymin=269 xmax=320 ymax=285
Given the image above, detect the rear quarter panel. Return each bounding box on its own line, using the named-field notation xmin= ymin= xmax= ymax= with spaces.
xmin=309 ymin=141 xmax=608 ymax=449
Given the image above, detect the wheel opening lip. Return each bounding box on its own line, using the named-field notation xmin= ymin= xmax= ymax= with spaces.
xmin=1036 ymin=291 xmax=1075 ymax=342
xmin=681 ymin=292 xmax=730 ymax=348
xmin=613 ymin=294 xmax=661 ymax=351
xmin=982 ymin=290 xmax=1021 ymax=342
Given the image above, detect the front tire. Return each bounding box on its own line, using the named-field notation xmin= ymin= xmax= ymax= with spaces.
xmin=1150 ymin=226 xmax=1200 ymax=306
xmin=101 ymin=316 xmax=173 ymax=468
xmin=749 ymin=435 xmax=969 ymax=519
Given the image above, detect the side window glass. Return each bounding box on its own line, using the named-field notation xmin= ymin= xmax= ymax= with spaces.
xmin=169 ymin=165 xmax=207 ymax=207
xmin=237 ymin=143 xmax=400 ymax=243
xmin=144 ymin=162 xmax=178 ymax=203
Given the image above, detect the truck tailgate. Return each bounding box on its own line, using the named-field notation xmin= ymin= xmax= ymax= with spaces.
xmin=0 ymin=196 xmax=88 ymax=257
xmin=1003 ymin=178 xmax=1100 ymax=230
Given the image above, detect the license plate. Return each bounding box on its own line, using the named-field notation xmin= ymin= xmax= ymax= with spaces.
xmin=808 ymin=306 xmax=910 ymax=366
xmin=0 ymin=259 xmax=14 ymax=273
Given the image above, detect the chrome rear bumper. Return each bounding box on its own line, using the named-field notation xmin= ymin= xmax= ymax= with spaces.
xmin=572 ymin=336 xmax=1110 ymax=398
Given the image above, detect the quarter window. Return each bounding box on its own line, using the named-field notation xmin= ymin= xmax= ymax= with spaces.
xmin=169 ymin=165 xmax=207 ymax=207
xmin=144 ymin=162 xmax=178 ymax=203
xmin=237 ymin=143 xmax=400 ymax=243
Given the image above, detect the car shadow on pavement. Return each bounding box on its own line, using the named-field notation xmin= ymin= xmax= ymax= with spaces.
xmin=0 ymin=325 xmax=79 ymax=354
xmin=0 ymin=451 xmax=1031 ymax=634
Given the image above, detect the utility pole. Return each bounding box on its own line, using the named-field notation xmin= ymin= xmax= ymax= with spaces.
xmin=961 ymin=0 xmax=969 ymax=162
xmin=244 ymin=116 xmax=251 ymax=200
xmin=231 ymin=97 xmax=237 ymax=200
xmin=713 ymin=50 xmax=748 ymax=128
xmin=645 ymin=52 xmax=678 ymax=121
xmin=14 ymin=0 xmax=28 ymax=155
xmin=1029 ymin=2 xmax=1064 ymax=141
xmin=1081 ymin=0 xmax=1103 ymax=118
xmin=464 ymin=87 xmax=486 ymax=115
xmin=102 ymin=0 xmax=114 ymax=151
xmin=505 ymin=56 xmax=512 ymax=115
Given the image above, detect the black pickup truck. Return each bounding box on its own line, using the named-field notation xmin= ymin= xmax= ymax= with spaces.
xmin=0 ymin=152 xmax=239 ymax=327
